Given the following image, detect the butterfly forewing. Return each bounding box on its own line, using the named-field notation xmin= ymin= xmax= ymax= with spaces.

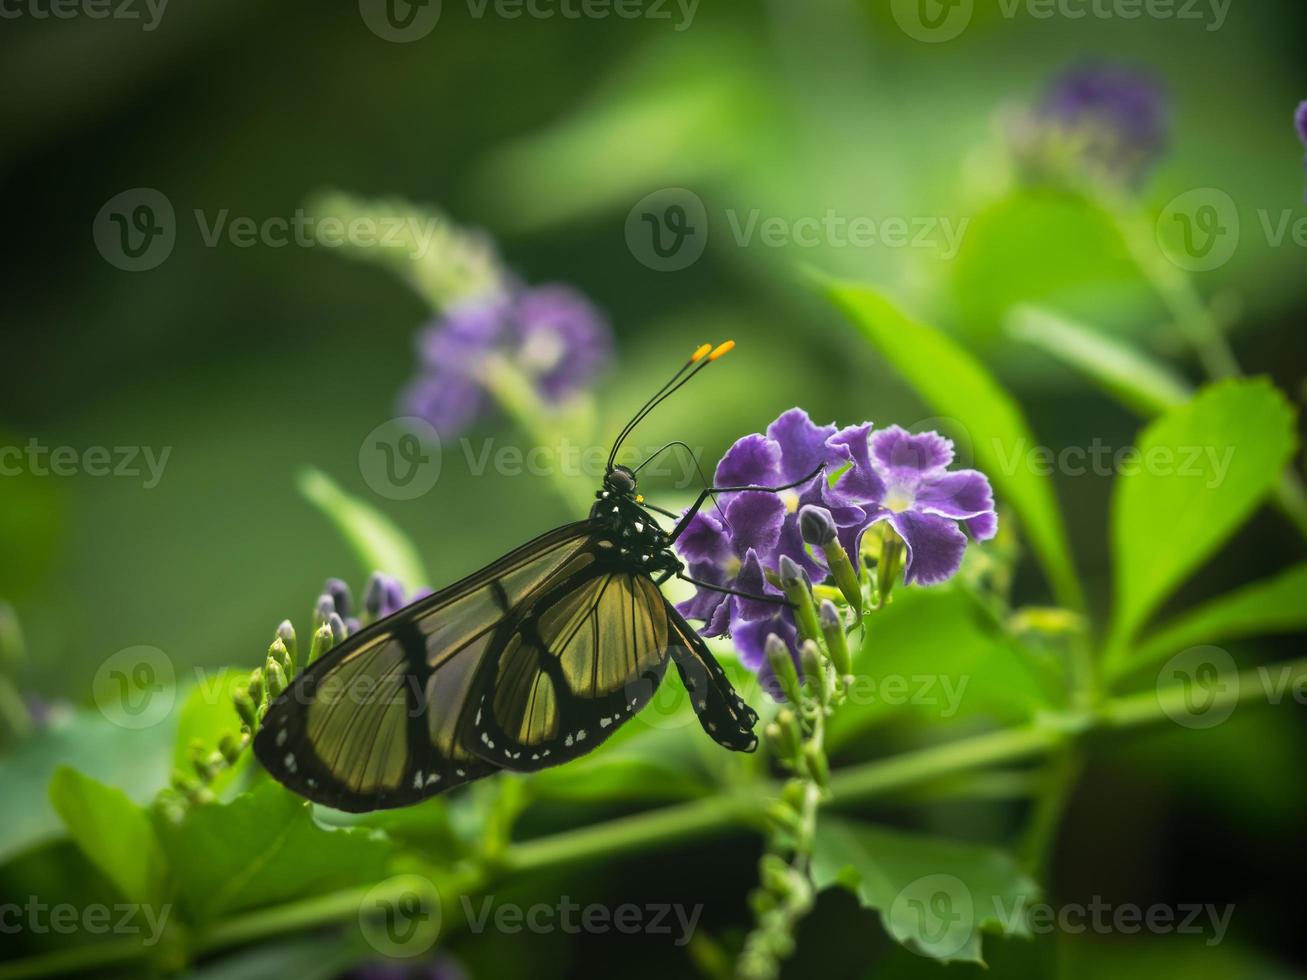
xmin=253 ymin=521 xmax=599 ymax=812
xmin=471 ymin=563 xmax=672 ymax=770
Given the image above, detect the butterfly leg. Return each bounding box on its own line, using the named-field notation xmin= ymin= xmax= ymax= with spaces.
xmin=667 ymin=463 xmax=826 ymax=544
xmin=676 ymin=573 xmax=792 ymax=608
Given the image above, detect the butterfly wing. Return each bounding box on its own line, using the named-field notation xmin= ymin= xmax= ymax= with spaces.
xmin=469 ymin=557 xmax=673 ymax=770
xmin=665 ymin=603 xmax=759 ymax=752
xmin=253 ymin=520 xmax=600 ymax=812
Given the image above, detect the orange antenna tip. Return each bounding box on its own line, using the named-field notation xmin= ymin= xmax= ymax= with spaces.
xmin=690 ymin=343 xmax=713 ymax=362
xmin=708 ymin=340 xmax=735 ymax=361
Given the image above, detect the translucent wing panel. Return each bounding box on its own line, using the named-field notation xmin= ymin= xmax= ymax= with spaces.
xmin=475 ymin=570 xmax=671 ymax=769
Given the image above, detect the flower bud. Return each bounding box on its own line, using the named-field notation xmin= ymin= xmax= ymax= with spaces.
xmin=324 ymin=578 xmax=352 ymax=620
xmin=308 ymin=622 xmax=335 ymax=665
xmin=877 ymin=525 xmax=904 ymax=606
xmin=802 ymin=742 xmax=829 ymax=788
xmin=313 ymin=594 xmax=335 ymax=629
xmin=218 ymin=731 xmax=244 ymax=764
xmin=276 ymin=620 xmax=297 ymax=674
xmin=765 ymin=634 xmax=803 ymax=707
xmin=800 ymin=640 xmax=825 ymax=702
xmin=819 ymin=600 xmax=853 ymax=680
xmin=247 ymin=669 xmax=265 ymax=707
xmin=327 ymin=612 xmax=348 ymax=645
xmin=798 ymin=505 xmax=837 ymax=547
xmin=265 ymin=659 xmax=288 ymax=699
xmin=777 ymin=556 xmax=822 ymax=644
xmin=233 ymin=685 xmax=257 ymax=729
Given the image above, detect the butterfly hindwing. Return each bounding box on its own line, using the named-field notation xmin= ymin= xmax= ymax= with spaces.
xmin=253 ymin=521 xmax=599 ymax=811
xmin=666 ymin=604 xmax=760 ymax=753
xmin=470 ymin=557 xmax=672 ymax=771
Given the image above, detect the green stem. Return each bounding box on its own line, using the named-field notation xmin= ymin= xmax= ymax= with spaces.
xmin=7 ymin=657 xmax=1300 ymax=980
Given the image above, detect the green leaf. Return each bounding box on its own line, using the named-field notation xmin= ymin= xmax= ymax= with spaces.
xmin=823 ymin=278 xmax=1082 ymax=609
xmin=48 ymin=767 xmax=168 ymax=906
xmin=173 ymin=669 xmax=253 ymax=796
xmin=811 ymin=816 xmax=1039 ymax=965
xmin=1005 ymin=305 xmax=1192 ymax=418
xmin=157 ymin=781 xmax=391 ymax=925
xmin=826 ymin=585 xmax=1053 ymax=751
xmin=1107 ymin=378 xmax=1297 ymax=657
xmin=1112 ymin=563 xmax=1307 ymax=681
xmin=298 ymin=467 xmax=429 ymax=589
xmin=0 ymin=709 xmax=175 ymax=865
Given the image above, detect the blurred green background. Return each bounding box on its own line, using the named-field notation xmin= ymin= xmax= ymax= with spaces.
xmin=2 ymin=1 xmax=1306 ymax=977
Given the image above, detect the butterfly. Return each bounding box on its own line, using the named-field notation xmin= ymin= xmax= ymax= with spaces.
xmin=253 ymin=341 xmax=819 ymax=812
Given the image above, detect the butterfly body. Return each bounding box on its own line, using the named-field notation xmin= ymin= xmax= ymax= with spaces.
xmin=253 ymin=345 xmax=801 ymax=812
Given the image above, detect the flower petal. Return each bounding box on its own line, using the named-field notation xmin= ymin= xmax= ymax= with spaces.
xmin=916 ymin=470 xmax=995 ymax=520
xmin=766 ymin=408 xmax=838 ymax=484
xmin=828 ymin=422 xmax=886 ymax=505
xmin=724 ymin=491 xmax=787 ymax=558
xmin=871 ymin=425 xmax=954 ymax=476
xmin=889 ymin=510 xmax=968 ymax=586
xmin=714 ymin=433 xmax=783 ymax=489
xmin=733 ymin=548 xmax=785 ymax=621
xmin=964 ymin=509 xmax=999 ymax=541
xmin=673 ymin=510 xmax=732 ymax=566
xmin=676 ymin=560 xmax=729 ymax=633
xmin=400 ymin=373 xmax=486 ymax=439
xmin=730 ymin=611 xmax=798 ymax=685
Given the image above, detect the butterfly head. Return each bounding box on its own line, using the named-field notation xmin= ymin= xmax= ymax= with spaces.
xmin=603 ymin=464 xmax=638 ymax=498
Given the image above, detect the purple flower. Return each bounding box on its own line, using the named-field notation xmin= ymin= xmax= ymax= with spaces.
xmin=401 ymin=283 xmax=612 ymax=438
xmin=1014 ymin=64 xmax=1169 ymax=186
xmin=674 ymin=411 xmax=997 ymax=690
xmin=1296 ymin=101 xmax=1307 ymax=201
xmin=340 ymin=956 xmax=466 ymax=980
xmin=855 ymin=426 xmax=998 ymax=586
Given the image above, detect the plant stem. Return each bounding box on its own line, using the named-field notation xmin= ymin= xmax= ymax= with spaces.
xmin=6 ymin=657 xmax=1301 ymax=980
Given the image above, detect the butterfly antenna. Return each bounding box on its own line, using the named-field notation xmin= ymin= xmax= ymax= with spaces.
xmin=633 ymin=440 xmax=733 ymax=533
xmin=607 ymin=341 xmax=734 ymax=471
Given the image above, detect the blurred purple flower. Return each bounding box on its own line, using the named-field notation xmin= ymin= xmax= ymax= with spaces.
xmin=339 ymin=956 xmax=466 ymax=980
xmin=316 ymin=572 xmax=428 ymax=635
xmin=1015 ymin=63 xmax=1169 ymax=186
xmin=1296 ymin=101 xmax=1307 ymax=200
xmin=401 ymin=283 xmax=612 ymax=438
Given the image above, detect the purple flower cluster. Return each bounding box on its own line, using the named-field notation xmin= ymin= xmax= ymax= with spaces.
xmin=317 ymin=572 xmax=429 ymax=638
xmin=1013 ymin=63 xmax=1169 ymax=187
xmin=401 ymin=284 xmax=613 ymax=438
xmin=674 ymin=410 xmax=996 ymax=685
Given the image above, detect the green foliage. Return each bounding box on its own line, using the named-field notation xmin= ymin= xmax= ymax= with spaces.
xmin=811 ymin=816 xmax=1039 ymax=965
xmin=298 ymin=467 xmax=429 ymax=589
xmin=1116 ymin=563 xmax=1307 ymax=681
xmin=1107 ymin=378 xmax=1298 ymax=656
xmin=156 ymin=782 xmax=391 ymax=926
xmin=172 ymin=670 xmax=253 ymax=797
xmin=49 ymin=768 xmax=168 ymax=907
xmin=824 ymin=279 xmax=1082 ymax=610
